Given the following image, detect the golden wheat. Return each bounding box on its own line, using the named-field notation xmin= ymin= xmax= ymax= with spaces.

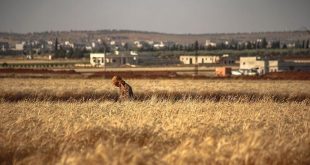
xmin=0 ymin=78 xmax=309 ymax=164
xmin=1 ymin=78 xmax=310 ymax=95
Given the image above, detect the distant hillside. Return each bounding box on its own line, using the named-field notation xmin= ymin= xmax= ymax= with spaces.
xmin=1 ymin=30 xmax=310 ymax=45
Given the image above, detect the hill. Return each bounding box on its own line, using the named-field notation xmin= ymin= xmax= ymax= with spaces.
xmin=1 ymin=30 xmax=310 ymax=45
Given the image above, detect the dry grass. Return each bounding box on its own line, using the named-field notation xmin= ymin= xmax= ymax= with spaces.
xmin=1 ymin=79 xmax=310 ymax=95
xmin=0 ymin=78 xmax=310 ymax=164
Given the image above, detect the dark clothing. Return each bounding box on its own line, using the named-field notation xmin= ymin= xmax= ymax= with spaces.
xmin=118 ymin=82 xmax=134 ymax=101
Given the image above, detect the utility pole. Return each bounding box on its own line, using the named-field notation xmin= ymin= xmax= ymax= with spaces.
xmin=54 ymin=38 xmax=58 ymax=58
xmin=103 ymin=45 xmax=107 ymax=79
xmin=194 ymin=40 xmax=199 ymax=77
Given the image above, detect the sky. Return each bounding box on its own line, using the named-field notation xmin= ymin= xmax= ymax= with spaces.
xmin=0 ymin=0 xmax=310 ymax=34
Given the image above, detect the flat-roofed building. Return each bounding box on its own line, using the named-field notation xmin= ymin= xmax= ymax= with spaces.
xmin=240 ymin=56 xmax=310 ymax=75
xmin=90 ymin=52 xmax=165 ymax=67
xmin=180 ymin=55 xmax=220 ymax=64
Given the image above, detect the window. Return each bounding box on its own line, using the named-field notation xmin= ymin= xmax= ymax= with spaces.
xmin=243 ymin=62 xmax=245 ymax=65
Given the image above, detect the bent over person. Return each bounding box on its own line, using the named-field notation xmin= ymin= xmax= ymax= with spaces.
xmin=112 ymin=76 xmax=134 ymax=101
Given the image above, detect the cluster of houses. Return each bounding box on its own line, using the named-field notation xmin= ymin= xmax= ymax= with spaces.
xmin=2 ymin=36 xmax=309 ymax=57
xmin=0 ymin=38 xmax=180 ymax=56
xmin=89 ymin=50 xmax=310 ymax=75
xmin=1 ymin=37 xmax=310 ymax=75
xmin=178 ymin=54 xmax=310 ymax=76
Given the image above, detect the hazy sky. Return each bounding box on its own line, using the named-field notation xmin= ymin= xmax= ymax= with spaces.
xmin=0 ymin=0 xmax=309 ymax=34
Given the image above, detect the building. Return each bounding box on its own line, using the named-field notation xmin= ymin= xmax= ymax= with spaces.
xmin=240 ymin=57 xmax=268 ymax=75
xmin=15 ymin=43 xmax=25 ymax=51
xmin=90 ymin=52 xmax=163 ymax=67
xmin=215 ymin=67 xmax=232 ymax=77
xmin=179 ymin=55 xmax=221 ymax=64
xmin=220 ymin=54 xmax=236 ymax=65
xmin=269 ymin=60 xmax=310 ymax=72
xmin=134 ymin=41 xmax=143 ymax=48
xmin=90 ymin=53 xmax=137 ymax=67
xmin=205 ymin=40 xmax=217 ymax=47
xmin=240 ymin=56 xmax=310 ymax=75
xmin=153 ymin=41 xmax=165 ymax=49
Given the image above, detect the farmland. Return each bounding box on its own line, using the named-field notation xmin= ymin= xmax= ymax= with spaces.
xmin=0 ymin=78 xmax=310 ymax=164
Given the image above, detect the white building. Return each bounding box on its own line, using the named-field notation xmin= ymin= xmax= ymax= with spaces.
xmin=205 ymin=40 xmax=217 ymax=47
xmin=130 ymin=51 xmax=138 ymax=56
xmin=85 ymin=46 xmax=93 ymax=51
xmin=15 ymin=43 xmax=25 ymax=51
xmin=240 ymin=56 xmax=310 ymax=75
xmin=180 ymin=55 xmax=220 ymax=64
xmin=64 ymin=41 xmax=74 ymax=48
xmin=134 ymin=41 xmax=143 ymax=48
xmin=240 ymin=57 xmax=268 ymax=75
xmin=90 ymin=53 xmax=140 ymax=67
xmin=90 ymin=52 xmax=168 ymax=67
xmin=91 ymin=42 xmax=96 ymax=48
xmin=153 ymin=42 xmax=165 ymax=49
xmin=110 ymin=41 xmax=116 ymax=45
xmin=47 ymin=41 xmax=53 ymax=45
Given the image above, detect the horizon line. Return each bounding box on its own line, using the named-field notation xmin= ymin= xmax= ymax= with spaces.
xmin=1 ymin=28 xmax=309 ymax=35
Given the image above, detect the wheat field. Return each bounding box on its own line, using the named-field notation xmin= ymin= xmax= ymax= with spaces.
xmin=0 ymin=78 xmax=310 ymax=165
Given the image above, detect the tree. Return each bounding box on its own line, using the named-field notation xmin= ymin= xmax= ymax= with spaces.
xmin=261 ymin=38 xmax=268 ymax=49
xmin=56 ymin=46 xmax=66 ymax=58
xmin=124 ymin=43 xmax=129 ymax=51
xmin=302 ymin=40 xmax=305 ymax=49
xmin=271 ymin=41 xmax=280 ymax=49
xmin=246 ymin=41 xmax=252 ymax=49
xmin=194 ymin=40 xmax=199 ymax=52
xmin=54 ymin=38 xmax=58 ymax=57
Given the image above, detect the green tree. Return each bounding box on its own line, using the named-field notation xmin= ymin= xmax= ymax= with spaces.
xmin=194 ymin=40 xmax=199 ymax=52
xmin=261 ymin=38 xmax=268 ymax=49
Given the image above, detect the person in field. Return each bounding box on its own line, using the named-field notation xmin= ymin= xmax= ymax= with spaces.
xmin=112 ymin=76 xmax=134 ymax=101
